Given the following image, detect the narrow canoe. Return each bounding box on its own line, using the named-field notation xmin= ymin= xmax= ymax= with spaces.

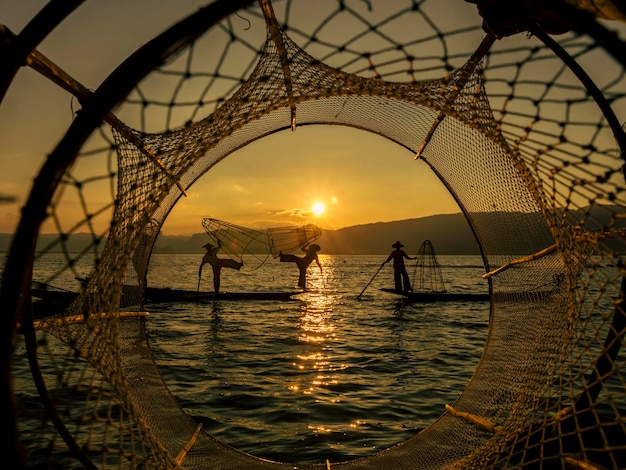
xmin=379 ymin=288 xmax=490 ymax=302
xmin=144 ymin=287 xmax=299 ymax=302
xmin=31 ymin=286 xmax=300 ymax=316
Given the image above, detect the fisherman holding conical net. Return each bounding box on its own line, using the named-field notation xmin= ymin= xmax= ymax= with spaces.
xmin=279 ymin=243 xmax=322 ymax=291
xmin=199 ymin=239 xmax=243 ymax=293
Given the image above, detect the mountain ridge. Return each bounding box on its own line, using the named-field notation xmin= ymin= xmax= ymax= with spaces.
xmin=1 ymin=204 xmax=622 ymax=255
xmin=0 ymin=213 xmax=478 ymax=255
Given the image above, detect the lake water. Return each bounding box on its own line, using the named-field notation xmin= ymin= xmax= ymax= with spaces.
xmin=145 ymin=253 xmax=490 ymax=464
xmin=16 ymin=252 xmax=491 ymax=465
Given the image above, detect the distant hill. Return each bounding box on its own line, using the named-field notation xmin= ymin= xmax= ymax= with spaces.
xmin=151 ymin=213 xmax=481 ymax=255
xmin=1 ymin=205 xmax=623 ymax=255
xmin=0 ymin=213 xmax=478 ymax=255
xmin=318 ymin=213 xmax=479 ymax=255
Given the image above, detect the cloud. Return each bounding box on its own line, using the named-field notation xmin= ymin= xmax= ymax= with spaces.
xmin=270 ymin=207 xmax=313 ymax=218
xmin=231 ymin=183 xmax=248 ymax=193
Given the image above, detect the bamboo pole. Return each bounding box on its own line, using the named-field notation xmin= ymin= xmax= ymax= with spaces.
xmin=445 ymin=404 xmax=502 ymax=434
xmin=25 ymin=48 xmax=187 ymax=196
xmin=482 ymin=244 xmax=558 ymax=279
xmin=484 ymin=228 xmax=626 ymax=280
xmin=563 ymin=456 xmax=599 ymax=470
xmin=175 ymin=423 xmax=203 ymax=465
xmin=21 ymin=311 xmax=149 ymax=331
xmin=260 ymin=0 xmax=297 ymax=131
xmin=415 ymin=34 xmax=495 ymax=159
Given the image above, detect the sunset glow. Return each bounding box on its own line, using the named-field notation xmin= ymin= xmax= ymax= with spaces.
xmin=312 ymin=202 xmax=326 ymax=216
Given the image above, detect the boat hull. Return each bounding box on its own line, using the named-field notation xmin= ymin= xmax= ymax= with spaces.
xmin=144 ymin=287 xmax=298 ymax=302
xmin=379 ymin=288 xmax=490 ymax=302
xmin=31 ymin=286 xmax=300 ymax=317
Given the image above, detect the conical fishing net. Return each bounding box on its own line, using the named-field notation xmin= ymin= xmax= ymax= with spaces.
xmin=413 ymin=240 xmax=447 ymax=294
xmin=201 ymin=217 xmax=322 ymax=270
xmin=1 ymin=0 xmax=626 ymax=468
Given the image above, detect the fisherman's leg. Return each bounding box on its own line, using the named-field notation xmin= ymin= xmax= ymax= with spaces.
xmin=401 ymin=270 xmax=412 ymax=292
xmin=280 ymin=254 xmax=298 ymax=263
xmin=212 ymin=266 xmax=221 ymax=293
xmin=393 ymin=270 xmax=402 ymax=291
xmin=298 ymin=267 xmax=306 ymax=289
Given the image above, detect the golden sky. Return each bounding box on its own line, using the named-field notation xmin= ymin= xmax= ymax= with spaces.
xmin=161 ymin=125 xmax=460 ymax=234
xmin=0 ymin=1 xmax=467 ymax=235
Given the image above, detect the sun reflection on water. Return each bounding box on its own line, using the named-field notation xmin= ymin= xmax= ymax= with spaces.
xmin=140 ymin=253 xmax=490 ymax=463
xmin=287 ymin=261 xmax=352 ymax=404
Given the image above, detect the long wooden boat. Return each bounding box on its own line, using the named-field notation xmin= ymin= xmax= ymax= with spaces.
xmin=143 ymin=287 xmax=299 ymax=302
xmin=31 ymin=285 xmax=300 ymax=316
xmin=379 ymin=288 xmax=490 ymax=302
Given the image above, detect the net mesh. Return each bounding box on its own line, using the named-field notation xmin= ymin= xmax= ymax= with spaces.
xmin=413 ymin=240 xmax=447 ymax=293
xmin=200 ymin=217 xmax=322 ymax=270
xmin=2 ymin=0 xmax=626 ymax=468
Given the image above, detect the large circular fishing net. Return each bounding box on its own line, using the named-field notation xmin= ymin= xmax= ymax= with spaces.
xmin=2 ymin=0 xmax=626 ymax=468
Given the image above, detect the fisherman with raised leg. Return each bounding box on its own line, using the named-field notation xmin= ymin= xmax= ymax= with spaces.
xmin=199 ymin=239 xmax=243 ymax=294
xmin=279 ymin=243 xmax=322 ymax=291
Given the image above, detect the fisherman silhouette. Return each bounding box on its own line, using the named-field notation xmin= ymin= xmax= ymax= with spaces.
xmin=382 ymin=241 xmax=415 ymax=292
xmin=199 ymin=239 xmax=243 ymax=293
xmin=279 ymin=243 xmax=322 ymax=291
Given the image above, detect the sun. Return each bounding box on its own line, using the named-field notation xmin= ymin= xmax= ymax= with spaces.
xmin=312 ymin=201 xmax=326 ymax=216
